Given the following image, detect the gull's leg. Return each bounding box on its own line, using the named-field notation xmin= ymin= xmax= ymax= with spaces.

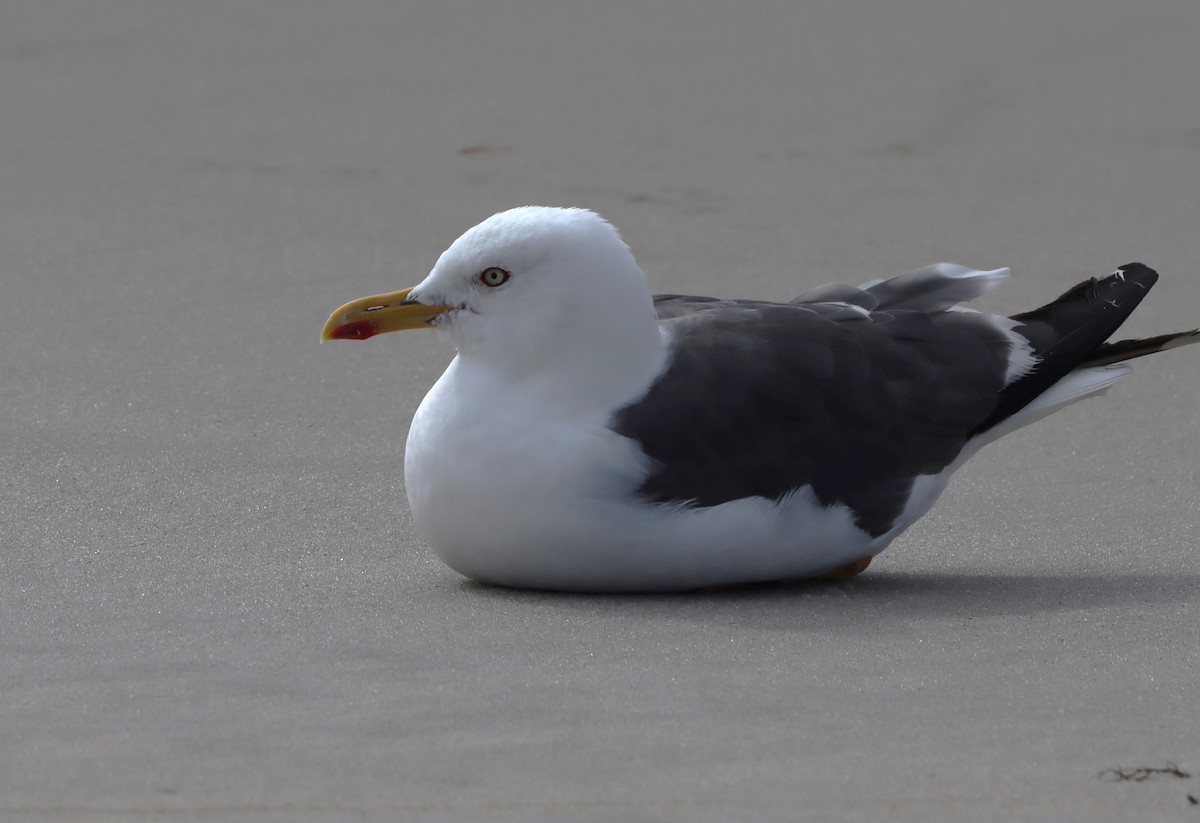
xmin=822 ymin=556 xmax=872 ymax=580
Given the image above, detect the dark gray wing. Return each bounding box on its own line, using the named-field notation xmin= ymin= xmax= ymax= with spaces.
xmin=613 ymin=264 xmax=1165 ymax=537
xmin=611 ymin=296 xmax=1012 ymax=536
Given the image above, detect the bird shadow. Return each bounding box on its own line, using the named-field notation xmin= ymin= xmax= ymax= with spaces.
xmin=460 ymin=569 xmax=1200 ymax=631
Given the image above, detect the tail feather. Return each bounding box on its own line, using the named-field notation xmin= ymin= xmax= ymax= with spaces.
xmin=1081 ymin=328 xmax=1200 ymax=367
xmin=973 ymin=365 xmax=1132 ymax=445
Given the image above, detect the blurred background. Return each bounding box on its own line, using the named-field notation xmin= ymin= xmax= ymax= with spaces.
xmin=2 ymin=2 xmax=1197 ymax=819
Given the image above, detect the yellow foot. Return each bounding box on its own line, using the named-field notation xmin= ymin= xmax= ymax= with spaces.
xmin=822 ymin=556 xmax=873 ymax=580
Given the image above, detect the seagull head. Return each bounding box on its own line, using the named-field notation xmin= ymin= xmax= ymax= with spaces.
xmin=322 ymin=207 xmax=667 ymax=407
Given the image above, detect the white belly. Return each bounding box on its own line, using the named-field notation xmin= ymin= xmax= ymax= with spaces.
xmin=403 ymin=360 xmax=954 ymax=592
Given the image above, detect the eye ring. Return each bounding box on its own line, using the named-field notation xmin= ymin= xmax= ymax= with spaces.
xmin=479 ymin=267 xmax=510 ymax=288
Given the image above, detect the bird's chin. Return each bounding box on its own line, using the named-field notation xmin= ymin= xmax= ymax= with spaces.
xmin=430 ymin=305 xmax=473 ymax=328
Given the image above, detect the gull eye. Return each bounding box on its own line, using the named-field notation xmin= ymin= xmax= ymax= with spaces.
xmin=479 ymin=267 xmax=510 ymax=288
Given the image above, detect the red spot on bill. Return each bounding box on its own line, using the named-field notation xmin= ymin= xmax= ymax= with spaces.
xmin=329 ymin=320 xmax=379 ymax=340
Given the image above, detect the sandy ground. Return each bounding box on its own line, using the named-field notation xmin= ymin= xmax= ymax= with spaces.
xmin=2 ymin=2 xmax=1198 ymax=820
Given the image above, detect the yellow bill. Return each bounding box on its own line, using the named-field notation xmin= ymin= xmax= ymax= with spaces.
xmin=321 ymin=287 xmax=453 ymax=341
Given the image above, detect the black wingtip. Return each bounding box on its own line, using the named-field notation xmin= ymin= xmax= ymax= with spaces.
xmin=974 ymin=263 xmax=1163 ymax=435
xmin=1108 ymin=262 xmax=1158 ymax=291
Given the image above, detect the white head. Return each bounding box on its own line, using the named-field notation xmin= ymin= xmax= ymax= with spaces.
xmin=322 ymin=207 xmax=667 ymax=413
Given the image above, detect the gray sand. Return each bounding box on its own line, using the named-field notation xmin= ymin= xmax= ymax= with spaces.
xmin=2 ymin=2 xmax=1198 ymax=820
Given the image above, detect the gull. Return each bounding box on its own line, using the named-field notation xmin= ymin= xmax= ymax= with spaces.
xmin=322 ymin=207 xmax=1197 ymax=592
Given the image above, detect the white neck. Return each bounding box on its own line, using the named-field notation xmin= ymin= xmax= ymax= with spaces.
xmin=455 ymin=306 xmax=667 ymax=419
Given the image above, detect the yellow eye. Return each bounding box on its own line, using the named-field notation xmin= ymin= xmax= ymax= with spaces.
xmin=479 ymin=267 xmax=510 ymax=287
